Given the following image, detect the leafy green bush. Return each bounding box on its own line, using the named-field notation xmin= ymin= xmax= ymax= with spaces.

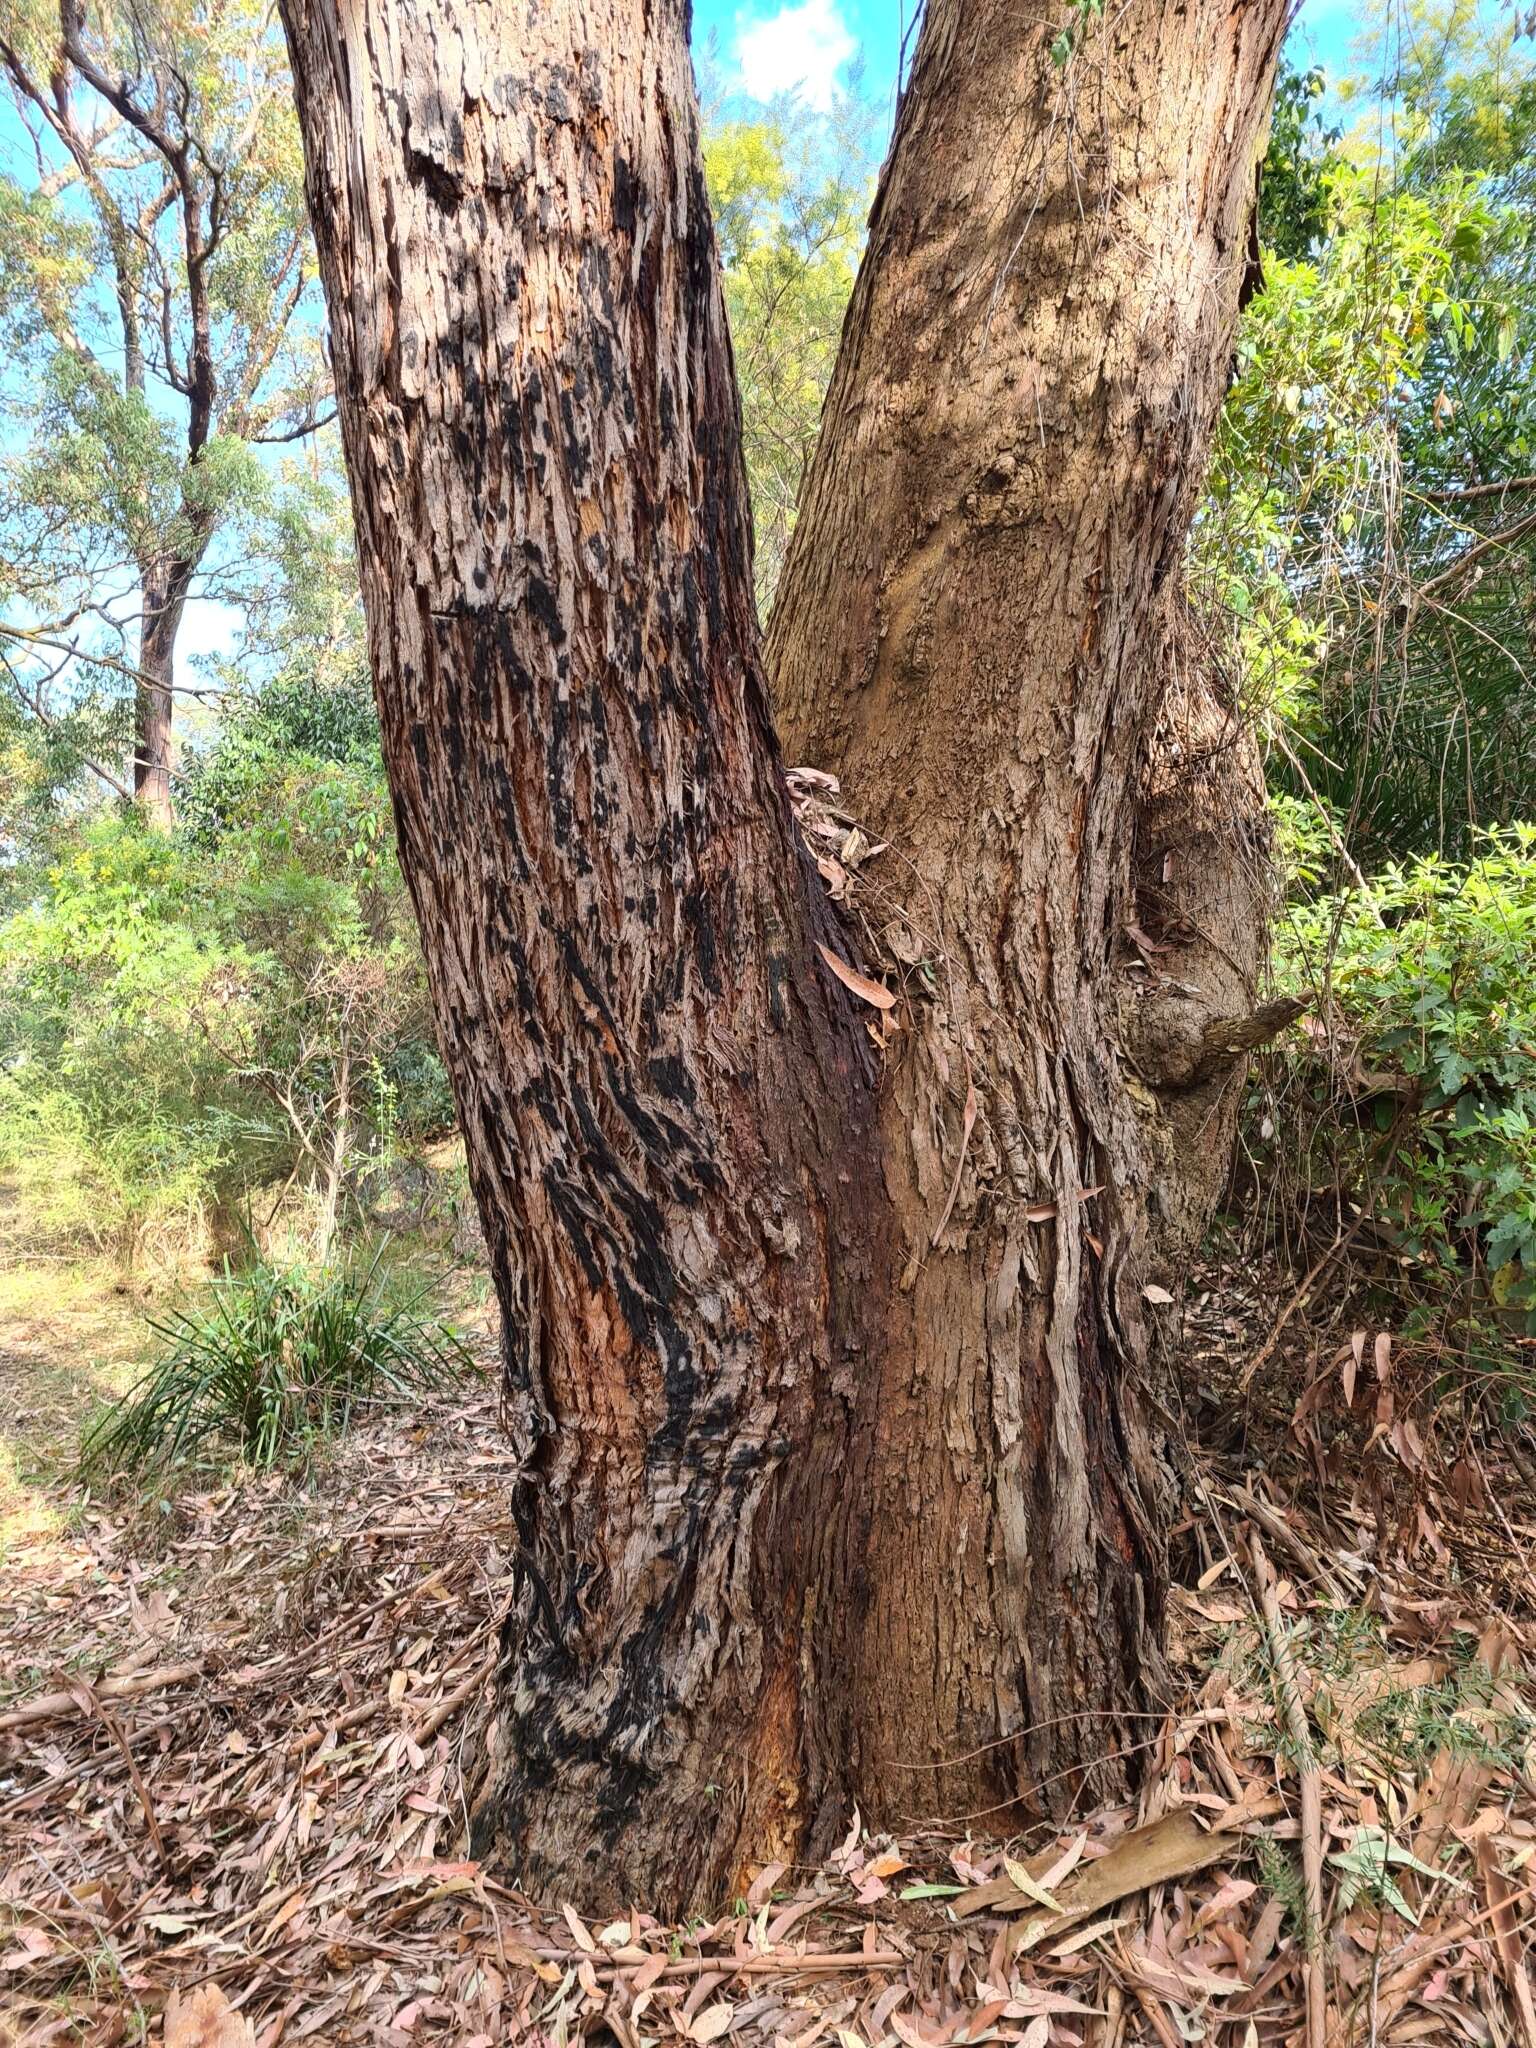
xmin=0 ymin=739 xmax=449 ymax=1259
xmin=178 ymin=670 xmax=380 ymax=846
xmin=79 ymin=1251 xmax=477 ymax=1478
xmin=0 ymin=817 xmax=244 ymax=1254
xmin=1271 ymin=825 xmax=1536 ymax=1320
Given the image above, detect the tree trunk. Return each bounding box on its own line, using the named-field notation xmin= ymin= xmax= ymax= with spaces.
xmin=133 ymin=559 xmax=190 ymax=828
xmin=279 ymin=0 xmax=1285 ymax=1911
xmin=279 ymin=0 xmax=889 ymax=1909
xmin=764 ymin=0 xmax=1287 ymax=1814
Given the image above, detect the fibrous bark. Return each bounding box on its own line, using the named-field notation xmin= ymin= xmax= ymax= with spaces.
xmin=765 ymin=0 xmax=1287 ymax=1827
xmin=280 ymin=0 xmax=893 ymax=1907
xmin=280 ymin=0 xmax=1286 ymax=1911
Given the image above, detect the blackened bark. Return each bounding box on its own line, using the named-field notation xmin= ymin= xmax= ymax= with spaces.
xmin=280 ymin=0 xmax=1286 ymax=1910
xmin=278 ymin=0 xmax=890 ymax=1908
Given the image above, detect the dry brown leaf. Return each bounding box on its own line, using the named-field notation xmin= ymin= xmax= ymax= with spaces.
xmin=956 ymin=1811 xmax=1238 ymax=1930
xmin=690 ymin=2003 xmax=736 ymax=2043
xmin=931 ymin=1076 xmax=978 ymax=1247
xmin=164 ymin=1983 xmax=256 ymax=2048
xmin=561 ymin=1902 xmax=596 ymax=1952
xmin=816 ymin=943 xmax=894 ymax=1010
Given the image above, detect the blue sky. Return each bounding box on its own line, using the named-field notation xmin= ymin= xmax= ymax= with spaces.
xmin=693 ymin=0 xmax=1369 ymax=128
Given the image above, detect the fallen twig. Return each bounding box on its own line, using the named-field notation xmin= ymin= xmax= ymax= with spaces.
xmin=0 ymin=1659 xmax=206 ymax=1733
xmin=1252 ymin=1534 xmax=1327 ymax=2048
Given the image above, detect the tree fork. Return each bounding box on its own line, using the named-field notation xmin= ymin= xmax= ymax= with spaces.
xmin=281 ymin=0 xmax=1287 ymax=1909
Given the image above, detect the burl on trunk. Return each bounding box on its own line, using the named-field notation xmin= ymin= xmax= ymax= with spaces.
xmin=279 ymin=0 xmax=1287 ymax=1910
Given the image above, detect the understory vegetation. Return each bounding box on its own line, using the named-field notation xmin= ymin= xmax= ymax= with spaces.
xmin=78 ymin=1249 xmax=475 ymax=1479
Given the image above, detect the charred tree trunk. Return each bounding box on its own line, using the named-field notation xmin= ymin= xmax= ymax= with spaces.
xmin=762 ymin=0 xmax=1287 ymax=1827
xmin=279 ymin=0 xmax=887 ymax=1908
xmin=280 ymin=0 xmax=1285 ymax=1911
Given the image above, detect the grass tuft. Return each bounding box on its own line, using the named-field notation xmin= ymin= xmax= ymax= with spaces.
xmin=79 ymin=1249 xmax=477 ymax=1480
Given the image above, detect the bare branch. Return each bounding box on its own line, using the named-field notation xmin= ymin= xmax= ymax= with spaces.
xmin=1418 ymin=474 xmax=1536 ymax=505
xmin=0 ymin=619 xmax=224 ymax=699
xmin=1 ymin=649 xmax=133 ymax=800
xmin=252 ymin=406 xmax=338 ymax=444
xmin=1416 ymin=506 xmax=1536 ymax=606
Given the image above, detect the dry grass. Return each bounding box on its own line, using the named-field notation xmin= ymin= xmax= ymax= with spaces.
xmin=0 ymin=1247 xmax=151 ymax=1556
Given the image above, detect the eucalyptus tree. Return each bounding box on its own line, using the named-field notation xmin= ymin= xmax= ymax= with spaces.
xmin=0 ymin=0 xmax=328 ymax=822
xmin=279 ymin=0 xmax=1288 ymax=1907
xmin=702 ymin=100 xmax=874 ymax=611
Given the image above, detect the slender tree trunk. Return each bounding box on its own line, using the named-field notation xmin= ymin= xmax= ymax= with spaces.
xmin=280 ymin=0 xmax=1285 ymax=1911
xmin=134 ymin=558 xmax=191 ymax=828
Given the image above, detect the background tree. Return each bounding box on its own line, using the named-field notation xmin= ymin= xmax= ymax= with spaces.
xmin=0 ymin=0 xmax=328 ymax=823
xmin=700 ymin=95 xmax=874 ymax=611
xmin=280 ymin=0 xmax=1287 ymax=1907
xmin=1259 ymin=63 xmax=1338 ymax=261
xmin=1207 ymin=4 xmax=1536 ymax=866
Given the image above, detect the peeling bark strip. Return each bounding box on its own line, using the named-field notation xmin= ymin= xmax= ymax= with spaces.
xmin=767 ymin=0 xmax=1289 ymax=1824
xmin=279 ymin=0 xmax=1286 ymax=1909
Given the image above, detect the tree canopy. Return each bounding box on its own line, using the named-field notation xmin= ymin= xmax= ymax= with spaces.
xmin=0 ymin=0 xmax=329 ymax=821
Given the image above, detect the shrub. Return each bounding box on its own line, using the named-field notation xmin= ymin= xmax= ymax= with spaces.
xmin=78 ymin=1250 xmax=478 ymax=1478
xmin=0 ymin=764 xmax=448 ymax=1260
xmin=0 ymin=816 xmax=244 ymax=1256
xmin=1267 ymin=824 xmax=1536 ymax=1323
xmin=177 ymin=670 xmax=381 ymax=846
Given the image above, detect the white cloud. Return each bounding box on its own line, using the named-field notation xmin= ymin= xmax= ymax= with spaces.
xmin=733 ymin=0 xmax=856 ymax=112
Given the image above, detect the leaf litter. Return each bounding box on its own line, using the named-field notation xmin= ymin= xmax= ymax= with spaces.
xmin=5 ymin=1314 xmax=1536 ymax=2045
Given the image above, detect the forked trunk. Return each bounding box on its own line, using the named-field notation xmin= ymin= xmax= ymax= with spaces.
xmin=279 ymin=0 xmax=1285 ymax=1910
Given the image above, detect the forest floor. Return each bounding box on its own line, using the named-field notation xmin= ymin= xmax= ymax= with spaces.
xmin=4 ymin=1257 xmax=1536 ymax=2046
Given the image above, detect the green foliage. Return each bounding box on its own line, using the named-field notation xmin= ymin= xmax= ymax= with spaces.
xmin=78 ymin=1250 xmax=476 ymax=1478
xmin=1210 ymin=7 xmax=1536 ymax=864
xmin=1271 ymin=827 xmax=1536 ymax=1321
xmin=179 ymin=669 xmax=379 ymax=843
xmin=1329 ymin=1830 xmax=1458 ymax=1925
xmin=1048 ymin=0 xmax=1104 ymax=71
xmin=0 ymin=693 xmax=447 ymax=1259
xmin=0 ymin=817 xmax=240 ymax=1252
xmin=701 ymin=96 xmax=875 ymax=611
xmin=1260 ymin=66 xmax=1339 ymax=261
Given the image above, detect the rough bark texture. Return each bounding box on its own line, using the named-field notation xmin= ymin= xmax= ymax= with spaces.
xmin=279 ymin=0 xmax=890 ymax=1909
xmin=280 ymin=0 xmax=1286 ymax=1912
xmin=766 ymin=0 xmax=1288 ymax=1824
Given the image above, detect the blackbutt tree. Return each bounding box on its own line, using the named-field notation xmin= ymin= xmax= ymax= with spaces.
xmin=278 ymin=0 xmax=1288 ymax=1908
xmin=0 ymin=0 xmax=329 ymax=822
